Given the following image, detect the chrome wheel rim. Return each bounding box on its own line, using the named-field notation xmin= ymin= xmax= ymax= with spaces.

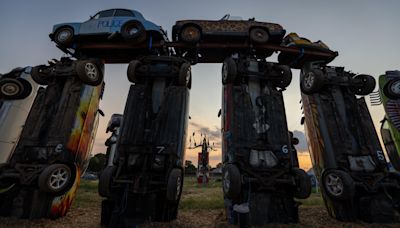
xmin=303 ymin=72 xmax=315 ymax=89
xmin=223 ymin=171 xmax=230 ymax=193
xmin=57 ymin=30 xmax=71 ymax=43
xmin=390 ymin=81 xmax=400 ymax=95
xmin=222 ymin=63 xmax=228 ymax=81
xmin=48 ymin=167 xmax=70 ymax=191
xmin=1 ymin=82 xmax=20 ymax=96
xmin=325 ymin=173 xmax=343 ymax=196
xmin=176 ymin=176 xmax=181 ymax=200
xmin=84 ymin=63 xmax=98 ymax=81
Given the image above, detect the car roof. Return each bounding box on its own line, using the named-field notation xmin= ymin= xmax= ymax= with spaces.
xmin=97 ymin=8 xmax=142 ymax=15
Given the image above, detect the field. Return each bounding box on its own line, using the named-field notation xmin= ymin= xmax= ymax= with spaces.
xmin=0 ymin=177 xmax=399 ymax=227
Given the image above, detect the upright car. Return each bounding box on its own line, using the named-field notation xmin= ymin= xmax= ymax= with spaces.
xmin=300 ymin=62 xmax=400 ymax=222
xmin=221 ymin=54 xmax=311 ymax=226
xmin=0 ymin=67 xmax=39 ymax=165
xmin=0 ymin=58 xmax=104 ymax=219
xmin=98 ymin=55 xmax=191 ymax=226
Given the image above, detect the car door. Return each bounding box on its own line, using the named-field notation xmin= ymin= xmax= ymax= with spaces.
xmin=79 ymin=9 xmax=115 ymax=35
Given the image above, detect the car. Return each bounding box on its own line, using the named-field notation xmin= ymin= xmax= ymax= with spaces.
xmin=0 ymin=60 xmax=104 ymax=219
xmin=49 ymin=9 xmax=167 ymax=49
xmin=172 ymin=14 xmax=286 ymax=45
xmin=0 ymin=67 xmax=39 ymax=165
xmin=278 ymin=33 xmax=338 ymax=69
xmin=220 ymin=54 xmax=311 ymax=226
xmin=378 ymin=70 xmax=400 ymax=171
xmin=98 ymin=55 xmax=190 ymax=226
xmin=300 ymin=62 xmax=400 ymax=222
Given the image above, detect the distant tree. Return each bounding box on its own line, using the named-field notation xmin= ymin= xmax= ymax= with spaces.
xmin=184 ymin=160 xmax=196 ymax=174
xmin=216 ymin=162 xmax=222 ymax=169
xmin=87 ymin=153 xmax=107 ymax=173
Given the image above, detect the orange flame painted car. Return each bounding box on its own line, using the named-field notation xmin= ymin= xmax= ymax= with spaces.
xmin=0 ymin=58 xmax=104 ymax=219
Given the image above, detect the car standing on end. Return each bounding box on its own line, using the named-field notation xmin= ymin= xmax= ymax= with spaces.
xmin=378 ymin=71 xmax=400 ymax=171
xmin=49 ymin=9 xmax=167 ymax=49
xmin=0 ymin=67 xmax=39 ymax=165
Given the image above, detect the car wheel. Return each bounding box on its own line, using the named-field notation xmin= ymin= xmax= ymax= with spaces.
xmin=54 ymin=27 xmax=74 ymax=46
xmin=31 ymin=65 xmax=49 ymax=85
xmin=223 ymin=164 xmax=241 ymax=199
xmin=222 ymin=57 xmax=237 ymax=85
xmin=300 ymin=69 xmax=324 ymax=94
xmin=0 ymin=78 xmax=24 ymax=99
xmin=249 ymin=27 xmax=269 ymax=44
xmin=76 ymin=60 xmax=104 ymax=86
xmin=274 ymin=65 xmax=292 ymax=89
xmin=38 ymin=164 xmax=73 ymax=196
xmin=292 ymin=167 xmax=312 ymax=199
xmin=98 ymin=166 xmax=117 ymax=198
xmin=178 ymin=63 xmax=191 ymax=87
xmin=322 ymin=169 xmax=355 ymax=200
xmin=383 ymin=79 xmax=400 ymax=99
xmin=15 ymin=78 xmax=33 ymax=99
xmin=179 ymin=25 xmax=201 ymax=44
xmin=166 ymin=168 xmax=183 ymax=202
xmin=121 ymin=20 xmax=146 ymax=43
xmin=351 ymin=74 xmax=376 ymax=95
xmin=127 ymin=60 xmax=141 ymax=83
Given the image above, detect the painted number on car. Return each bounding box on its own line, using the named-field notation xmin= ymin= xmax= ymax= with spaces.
xmin=376 ymin=150 xmax=385 ymax=161
xmin=282 ymin=145 xmax=289 ymax=154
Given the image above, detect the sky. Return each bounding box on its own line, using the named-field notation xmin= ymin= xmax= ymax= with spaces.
xmin=1 ymin=0 xmax=399 ymax=170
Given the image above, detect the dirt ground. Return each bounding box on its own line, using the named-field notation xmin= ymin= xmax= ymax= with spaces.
xmin=1 ymin=179 xmax=400 ymax=228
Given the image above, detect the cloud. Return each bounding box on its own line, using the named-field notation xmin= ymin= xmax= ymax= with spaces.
xmin=188 ymin=121 xmax=221 ymax=146
xmin=292 ymin=130 xmax=308 ymax=152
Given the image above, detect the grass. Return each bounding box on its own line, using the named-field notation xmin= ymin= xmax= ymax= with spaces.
xmin=74 ymin=177 xmax=324 ymax=210
xmin=179 ymin=176 xmax=224 ymax=210
xmin=73 ymin=180 xmax=101 ymax=209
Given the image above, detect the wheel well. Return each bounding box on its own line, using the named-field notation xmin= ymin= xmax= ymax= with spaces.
xmin=180 ymin=23 xmax=202 ymax=36
xmin=248 ymin=26 xmax=270 ymax=36
xmin=55 ymin=25 xmax=75 ymax=36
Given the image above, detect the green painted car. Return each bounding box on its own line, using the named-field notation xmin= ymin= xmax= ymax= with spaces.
xmin=379 ymin=70 xmax=400 ymax=171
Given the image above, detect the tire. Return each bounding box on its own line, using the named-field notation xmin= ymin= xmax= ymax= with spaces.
xmin=274 ymin=65 xmax=292 ymax=89
xmin=121 ymin=20 xmax=146 ymax=43
xmin=0 ymin=78 xmax=24 ymax=99
xmin=38 ymin=164 xmax=73 ymax=196
xmin=54 ymin=27 xmax=74 ymax=46
xmin=76 ymin=60 xmax=104 ymax=86
xmin=300 ymin=69 xmax=324 ymax=94
xmin=292 ymin=168 xmax=312 ymax=199
xmin=98 ymin=166 xmax=117 ymax=198
xmin=166 ymin=168 xmax=183 ymax=202
xmin=31 ymin=65 xmax=49 ymax=85
xmin=15 ymin=78 xmax=33 ymax=99
xmin=223 ymin=164 xmax=241 ymax=199
xmin=179 ymin=25 xmax=201 ymax=44
xmin=127 ymin=60 xmax=141 ymax=83
xmin=249 ymin=27 xmax=269 ymax=44
xmin=222 ymin=57 xmax=237 ymax=85
xmin=178 ymin=63 xmax=191 ymax=87
xmin=383 ymin=79 xmax=400 ymax=99
xmin=351 ymin=74 xmax=376 ymax=95
xmin=322 ymin=169 xmax=355 ymax=200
